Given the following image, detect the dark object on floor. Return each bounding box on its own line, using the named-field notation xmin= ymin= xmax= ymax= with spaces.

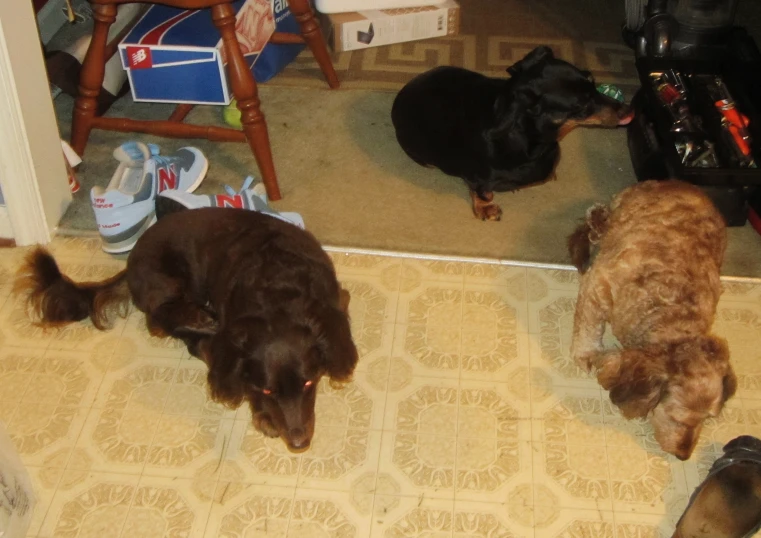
xmin=13 ymin=208 xmax=359 ymax=454
xmin=46 ymin=46 xmax=130 ymax=117
xmin=673 ymin=435 xmax=761 ymax=537
xmin=390 ymin=46 xmax=633 ymax=221
xmin=625 ymin=0 xmax=742 ymax=58
xmin=569 ymin=180 xmax=735 ymax=461
xmin=45 ymin=3 xmax=145 ymax=115
xmin=750 ymin=188 xmax=761 ymax=235
xmin=626 ymin=6 xmax=761 ymax=226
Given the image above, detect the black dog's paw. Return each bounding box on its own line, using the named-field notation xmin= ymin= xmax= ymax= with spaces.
xmin=470 ymin=191 xmax=503 ymax=221
xmin=475 ymin=203 xmax=503 ymax=221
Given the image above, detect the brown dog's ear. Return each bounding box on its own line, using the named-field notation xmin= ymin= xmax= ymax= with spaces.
xmin=202 ymin=318 xmax=268 ymax=408
xmin=507 ymin=45 xmax=554 ymax=77
xmin=338 ymin=288 xmax=351 ymax=314
xmin=309 ymin=300 xmax=359 ymax=386
xmin=567 ymin=204 xmax=611 ymax=274
xmin=723 ymin=366 xmax=738 ymax=402
xmin=596 ymin=348 xmax=668 ymax=419
xmin=701 ymin=335 xmax=736 ymax=403
xmin=202 ymin=338 xmax=247 ymax=408
xmin=567 ymin=221 xmax=592 ymax=273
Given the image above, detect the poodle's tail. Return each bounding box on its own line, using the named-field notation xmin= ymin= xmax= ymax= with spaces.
xmin=13 ymin=247 xmax=131 ymax=330
xmin=567 ymin=203 xmax=611 ymax=273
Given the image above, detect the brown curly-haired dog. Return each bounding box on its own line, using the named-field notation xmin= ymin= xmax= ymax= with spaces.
xmin=568 ymin=180 xmax=736 ymax=460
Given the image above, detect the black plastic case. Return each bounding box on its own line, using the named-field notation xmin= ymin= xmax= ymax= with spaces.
xmin=626 ymin=29 xmax=761 ymax=226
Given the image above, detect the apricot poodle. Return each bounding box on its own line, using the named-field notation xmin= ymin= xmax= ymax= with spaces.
xmin=568 ymin=180 xmax=736 ymax=460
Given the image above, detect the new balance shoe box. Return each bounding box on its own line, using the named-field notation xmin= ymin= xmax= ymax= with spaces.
xmin=119 ymin=0 xmax=274 ymax=105
xmin=627 ymin=29 xmax=761 ymax=226
xmin=319 ymin=0 xmax=459 ymax=52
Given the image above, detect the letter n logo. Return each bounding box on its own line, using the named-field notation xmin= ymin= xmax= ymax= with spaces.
xmin=214 ymin=195 xmax=244 ymax=208
xmin=158 ymin=166 xmax=177 ymax=192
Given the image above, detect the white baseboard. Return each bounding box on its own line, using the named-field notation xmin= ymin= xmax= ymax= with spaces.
xmin=0 ymin=206 xmax=13 ymax=239
xmin=36 ymin=0 xmax=68 ymax=45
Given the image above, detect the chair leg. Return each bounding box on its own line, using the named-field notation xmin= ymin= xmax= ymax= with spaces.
xmin=212 ymin=3 xmax=281 ymax=201
xmin=287 ymin=0 xmax=340 ymax=89
xmin=169 ymin=104 xmax=195 ymax=122
xmin=71 ymin=3 xmax=117 ymax=157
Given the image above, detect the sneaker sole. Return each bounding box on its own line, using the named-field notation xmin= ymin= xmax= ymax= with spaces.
xmin=184 ymin=155 xmax=209 ymax=194
xmin=100 ymin=213 xmax=157 ymax=254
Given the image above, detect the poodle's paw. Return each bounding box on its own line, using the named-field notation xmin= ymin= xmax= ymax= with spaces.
xmin=572 ymin=352 xmax=597 ymax=372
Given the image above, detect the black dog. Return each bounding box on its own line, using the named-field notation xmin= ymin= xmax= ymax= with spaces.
xmin=14 ymin=208 xmax=359 ymax=453
xmin=391 ymin=46 xmax=633 ymax=220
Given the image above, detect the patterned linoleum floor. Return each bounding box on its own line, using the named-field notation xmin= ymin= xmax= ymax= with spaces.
xmin=1 ymin=237 xmax=761 ymax=537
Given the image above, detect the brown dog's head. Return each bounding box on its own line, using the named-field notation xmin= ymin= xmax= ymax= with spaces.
xmin=595 ymin=336 xmax=736 ymax=460
xmin=201 ymin=292 xmax=358 ymax=453
xmin=502 ymin=46 xmax=633 ymax=139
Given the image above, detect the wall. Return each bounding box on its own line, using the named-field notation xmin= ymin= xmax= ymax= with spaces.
xmin=0 ymin=1 xmax=71 ymax=244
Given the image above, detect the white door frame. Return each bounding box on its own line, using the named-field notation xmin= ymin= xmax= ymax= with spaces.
xmin=0 ymin=3 xmax=72 ymax=246
xmin=0 ymin=206 xmax=12 ymax=239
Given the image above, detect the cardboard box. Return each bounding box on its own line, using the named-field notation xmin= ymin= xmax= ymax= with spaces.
xmin=319 ymin=0 xmax=459 ymax=52
xmin=119 ymin=0 xmax=275 ymax=105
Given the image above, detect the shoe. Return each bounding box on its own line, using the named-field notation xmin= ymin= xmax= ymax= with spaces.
xmin=91 ymin=141 xmax=208 ymax=253
xmin=156 ymin=176 xmax=305 ymax=229
xmin=673 ymin=435 xmax=761 ymax=538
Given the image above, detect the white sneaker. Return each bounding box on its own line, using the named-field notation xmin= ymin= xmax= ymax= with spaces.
xmin=156 ymin=176 xmax=305 ymax=229
xmin=91 ymin=141 xmax=208 ymax=253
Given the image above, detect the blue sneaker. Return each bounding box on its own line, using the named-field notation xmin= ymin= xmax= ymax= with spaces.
xmin=91 ymin=141 xmax=208 ymax=253
xmin=156 ymin=176 xmax=305 ymax=229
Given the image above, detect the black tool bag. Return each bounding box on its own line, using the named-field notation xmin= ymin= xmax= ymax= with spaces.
xmin=625 ymin=0 xmax=761 ymax=225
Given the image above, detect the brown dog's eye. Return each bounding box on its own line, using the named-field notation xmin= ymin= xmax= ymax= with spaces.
xmin=262 ymin=388 xmax=272 ymax=395
xmin=304 ymin=380 xmax=313 ymax=390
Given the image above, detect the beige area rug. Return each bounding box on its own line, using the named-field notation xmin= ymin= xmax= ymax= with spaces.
xmin=274 ymin=0 xmax=761 ymax=92
xmin=54 ymin=0 xmax=761 ymax=277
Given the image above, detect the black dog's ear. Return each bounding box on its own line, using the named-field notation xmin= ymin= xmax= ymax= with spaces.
xmin=507 ymin=45 xmax=555 ymax=76
xmin=309 ymin=300 xmax=359 ymax=386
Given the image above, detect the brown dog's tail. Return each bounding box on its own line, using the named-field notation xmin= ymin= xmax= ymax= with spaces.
xmin=567 ymin=203 xmax=611 ymax=273
xmin=13 ymin=247 xmax=131 ymax=330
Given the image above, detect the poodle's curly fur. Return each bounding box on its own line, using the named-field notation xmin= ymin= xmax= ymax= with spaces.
xmin=569 ymin=180 xmax=736 ymax=460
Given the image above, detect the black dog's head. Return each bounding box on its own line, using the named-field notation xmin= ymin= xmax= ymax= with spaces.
xmin=200 ymin=292 xmax=358 ymax=453
xmin=501 ymin=46 xmax=633 ymax=139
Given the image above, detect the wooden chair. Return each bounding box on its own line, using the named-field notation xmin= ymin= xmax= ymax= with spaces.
xmin=71 ymin=0 xmax=340 ymax=201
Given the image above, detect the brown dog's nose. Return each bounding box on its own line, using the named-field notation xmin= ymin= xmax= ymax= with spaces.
xmin=287 ymin=428 xmax=311 ymax=452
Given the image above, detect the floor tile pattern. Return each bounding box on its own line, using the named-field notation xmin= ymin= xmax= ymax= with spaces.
xmin=2 ymin=238 xmax=761 ymax=536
